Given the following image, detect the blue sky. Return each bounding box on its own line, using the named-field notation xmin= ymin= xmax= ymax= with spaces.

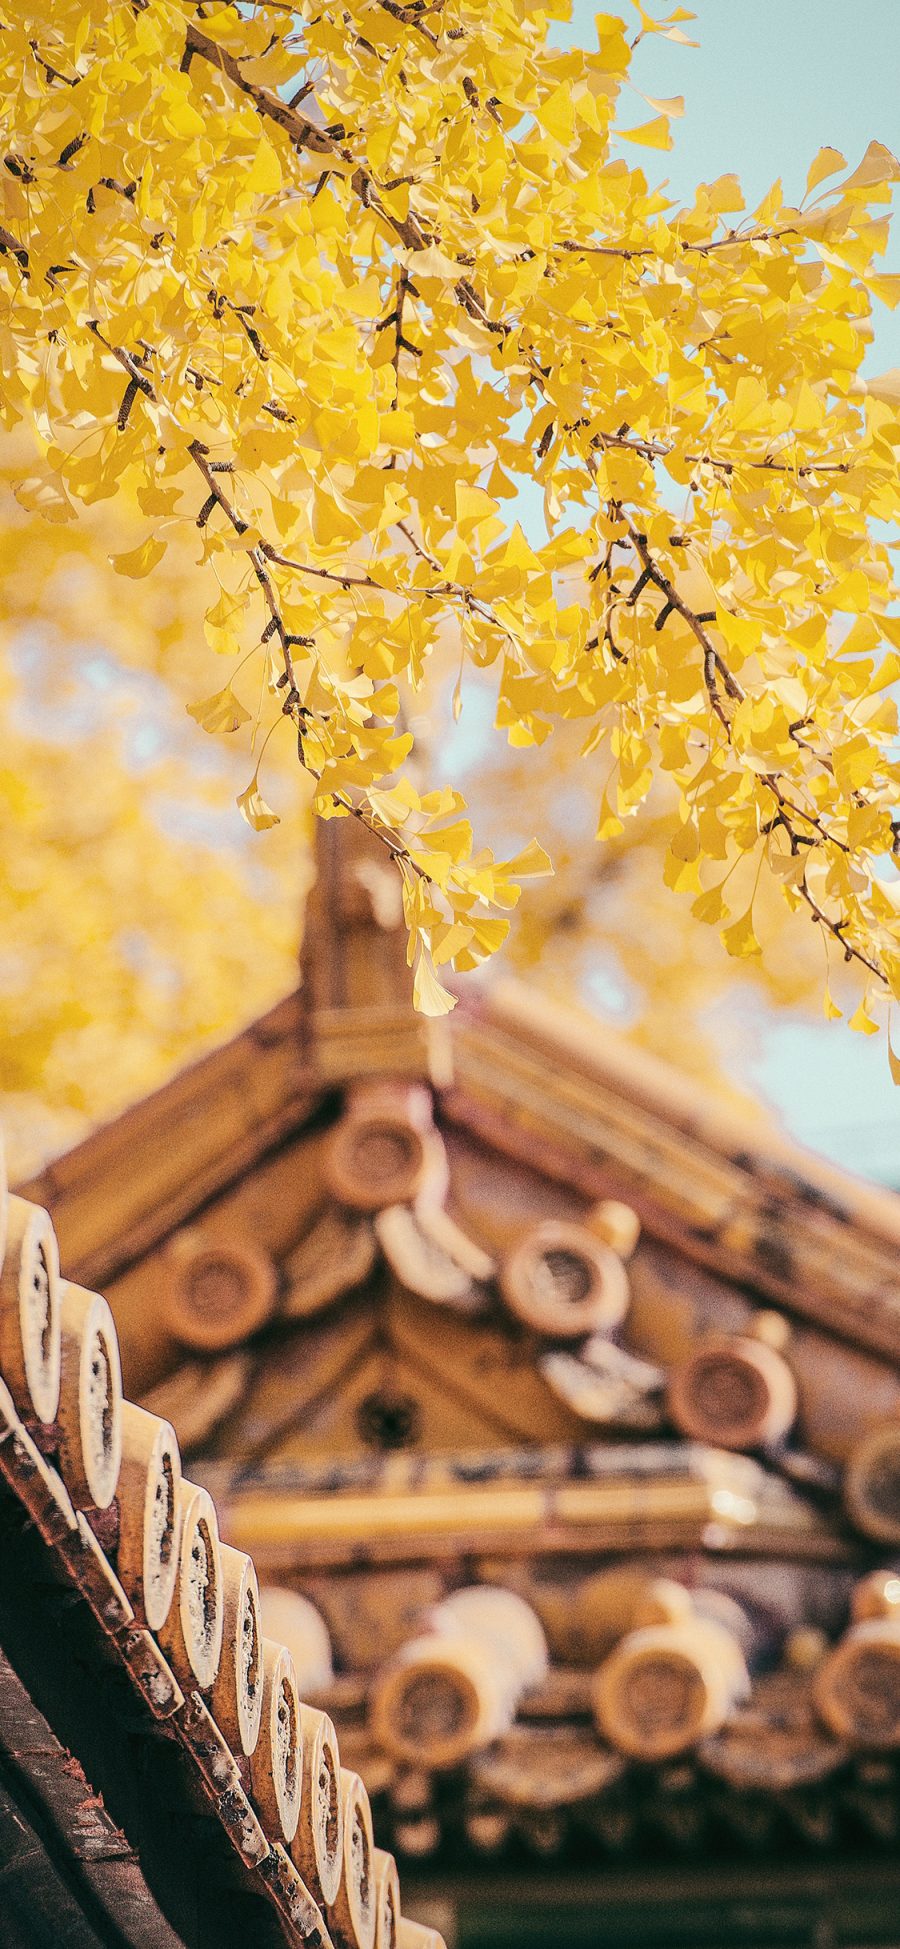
xmin=547 ymin=1 xmax=900 ymax=1181
xmin=561 ymin=0 xmax=899 ymax=368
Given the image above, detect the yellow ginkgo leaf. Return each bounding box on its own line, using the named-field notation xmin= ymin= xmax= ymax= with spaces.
xmin=866 ymin=273 xmax=900 ymax=309
xmin=619 ymin=116 xmax=672 ymax=151
xmin=720 ymin=911 xmax=761 ymax=960
xmin=863 ymin=367 xmax=900 ymax=407
xmin=636 ymin=91 xmax=685 ymax=118
xmin=413 ymin=951 xmax=457 ymax=1017
xmin=237 ymin=778 xmax=281 ymax=829
xmin=889 ymin=1026 xmax=900 ymax=1084
xmin=246 ymin=136 xmax=283 ymax=196
xmin=4 ymin=0 xmax=900 ymax=1048
xmin=503 ymin=839 xmax=553 ymax=879
xmin=187 ymin=688 xmax=251 ymax=734
xmin=805 ymin=147 xmax=847 ymax=196
xmin=849 ymin=998 xmax=880 ymax=1036
xmin=109 ymin=537 xmax=166 ymax=578
xmin=13 ymin=475 xmax=77 ymax=523
xmin=839 ymin=139 xmax=900 ymax=195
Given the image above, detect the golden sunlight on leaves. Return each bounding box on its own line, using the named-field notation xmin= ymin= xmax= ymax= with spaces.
xmin=413 ymin=952 xmax=457 ymax=1019
xmin=187 ymin=688 xmax=251 ymax=735
xmin=0 ymin=0 xmax=898 ymax=1064
xmin=237 ymin=778 xmax=281 ymax=831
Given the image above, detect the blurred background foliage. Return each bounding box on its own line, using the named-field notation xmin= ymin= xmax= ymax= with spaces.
xmin=0 ymin=410 xmax=822 ymax=1180
xmin=0 ymin=429 xmax=307 ymax=1175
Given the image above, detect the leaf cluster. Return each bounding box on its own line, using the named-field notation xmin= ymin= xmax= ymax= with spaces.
xmin=1 ymin=1 xmax=899 ymax=1031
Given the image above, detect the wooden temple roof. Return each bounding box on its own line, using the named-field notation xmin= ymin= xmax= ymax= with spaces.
xmin=10 ymin=814 xmax=900 ymax=1921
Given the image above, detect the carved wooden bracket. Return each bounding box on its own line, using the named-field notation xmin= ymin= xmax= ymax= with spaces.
xmin=376 ymin=1202 xmax=494 ymax=1312
xmin=539 ymin=1336 xmax=665 ymax=1429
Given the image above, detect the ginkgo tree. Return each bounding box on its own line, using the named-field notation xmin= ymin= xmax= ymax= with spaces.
xmin=0 ymin=457 xmax=818 ymax=1179
xmin=2 ymin=1 xmax=900 ymax=1037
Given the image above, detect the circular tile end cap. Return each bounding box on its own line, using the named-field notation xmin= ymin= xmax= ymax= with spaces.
xmin=593 ymin=1620 xmax=745 ymax=1761
xmin=117 ymin=1402 xmax=182 ymax=1631
xmin=213 ymin=1543 xmax=264 ymax=1758
xmin=373 ymin=1848 xmax=401 ymax=1949
xmin=250 ymin=1638 xmax=303 ymax=1844
xmin=292 ymin=1702 xmax=344 ymax=1907
xmin=371 ymin=1639 xmax=500 ymax=1771
xmin=844 ymin=1421 xmax=900 ymax=1546
xmin=337 ymin=1770 xmax=376 ymax=1949
xmin=667 ymin=1334 xmax=797 ymax=1451
xmin=500 ymin=1221 xmax=630 ymax=1340
xmin=57 ymin=1283 xmax=123 ymax=1510
xmin=0 ymin=1196 xmax=61 ymax=1426
xmin=162 ymin=1231 xmax=278 ymax=1352
xmin=813 ymin=1621 xmax=900 ymax=1750
xmin=159 ymin=1480 xmax=224 ymax=1691
xmin=323 ymin=1090 xmax=445 ymax=1213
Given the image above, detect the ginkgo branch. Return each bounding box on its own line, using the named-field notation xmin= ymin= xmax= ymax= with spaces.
xmin=797 ymin=878 xmax=884 ymax=981
xmin=622 ymin=518 xmax=744 ymax=729
xmin=556 ymin=220 xmax=804 ymax=262
xmin=186 ymin=440 xmax=436 ymax=890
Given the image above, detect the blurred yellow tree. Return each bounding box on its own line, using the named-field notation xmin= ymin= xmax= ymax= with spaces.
xmin=0 ymin=439 xmax=305 ymax=1175
xmin=2 ymin=3 xmax=899 ymax=1041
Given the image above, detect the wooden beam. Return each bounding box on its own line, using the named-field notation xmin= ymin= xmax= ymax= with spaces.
xmin=0 ymin=1648 xmax=186 ymax=1949
xmin=218 ymin=1469 xmax=850 ymax=1572
xmin=301 ymin=817 xmax=451 ymax=1086
xmin=19 ymin=994 xmax=317 ymax=1291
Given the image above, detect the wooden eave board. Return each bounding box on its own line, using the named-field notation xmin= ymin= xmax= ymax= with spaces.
xmin=437 ymin=1129 xmax=900 ymax=1468
xmin=626 ymin=1241 xmax=900 ymax=1463
xmin=18 ymin=962 xmax=900 ymax=1362
xmin=254 ymin=1342 xmax=517 ymax=1463
xmin=106 ymin=1123 xmax=333 ymax=1395
xmin=445 ymin=989 xmax=900 ymax=1363
xmin=18 ymin=991 xmax=320 ymax=1290
xmin=384 ymin=1289 xmax=586 ymax=1446
xmin=0 ymin=1479 xmax=288 ymax=1949
xmin=473 ymin=981 xmax=900 ymax=1242
xmin=0 ymin=1648 xmax=185 ymax=1949
xmin=218 ymin=1438 xmax=850 ymax=1574
xmin=196 ymin=1281 xmax=583 ymax=1477
xmin=198 ymin=1296 xmax=377 ymax=1469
